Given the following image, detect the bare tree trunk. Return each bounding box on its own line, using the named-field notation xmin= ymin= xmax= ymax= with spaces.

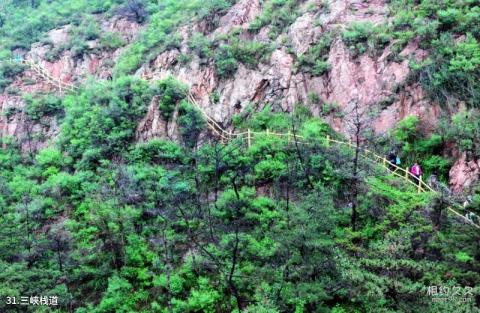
xmin=229 ymin=177 xmax=244 ymax=311
xmin=55 ymin=238 xmax=64 ymax=272
xmin=291 ymin=124 xmax=314 ymax=190
xmin=351 ymin=132 xmax=360 ymax=231
xmin=346 ymin=100 xmax=372 ymax=232
xmin=162 ymin=225 xmax=173 ymax=313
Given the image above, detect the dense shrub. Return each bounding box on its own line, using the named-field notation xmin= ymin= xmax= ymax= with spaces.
xmin=392 ymin=116 xmax=451 ymax=181
xmin=152 ymin=77 xmax=189 ymax=120
xmin=214 ymin=44 xmax=238 ymax=78
xmin=60 ymin=76 xmax=152 ymax=168
xmin=389 ymin=0 xmax=480 ymax=107
xmin=128 ymin=139 xmax=186 ymax=164
xmin=24 ymin=93 xmax=63 ymax=121
xmin=296 ymin=32 xmax=333 ymax=76
xmin=0 ymin=0 xmax=130 ymax=53
xmin=115 ymin=0 xmax=236 ymax=76
xmin=188 ymin=33 xmax=213 ymax=59
xmin=248 ymin=0 xmax=301 ymax=39
xmin=342 ymin=22 xmax=392 ymax=57
xmin=177 ymin=101 xmax=206 ymax=149
xmin=213 ymin=34 xmax=272 ymax=78
xmin=448 ymin=110 xmax=480 ymax=159
xmin=411 ymin=33 xmax=480 ymax=107
xmin=100 ymin=32 xmax=126 ymax=50
xmin=117 ymin=0 xmax=148 ymax=23
xmin=0 ymin=61 xmax=25 ymax=92
xmin=241 ymin=105 xmax=290 ymax=132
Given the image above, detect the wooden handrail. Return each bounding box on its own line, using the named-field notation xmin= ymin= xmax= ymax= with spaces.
xmin=1 ymin=58 xmax=79 ymax=92
xmin=1 ymin=61 xmax=477 ymax=228
xmin=182 ymin=90 xmax=479 ymax=229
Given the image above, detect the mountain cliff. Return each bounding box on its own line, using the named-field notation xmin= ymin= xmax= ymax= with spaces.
xmin=0 ymin=1 xmax=480 ymax=312
xmin=1 ymin=0 xmax=478 ymax=192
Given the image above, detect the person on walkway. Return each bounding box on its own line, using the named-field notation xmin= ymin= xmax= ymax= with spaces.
xmin=395 ymin=155 xmax=401 ymax=167
xmin=466 ymin=211 xmax=477 ymax=224
xmin=463 ymin=195 xmax=473 ymax=208
xmin=410 ymin=162 xmax=423 ymax=183
xmin=387 ymin=151 xmax=396 ymax=171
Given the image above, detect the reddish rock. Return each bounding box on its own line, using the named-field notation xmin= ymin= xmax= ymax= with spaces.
xmin=0 ymin=0 xmax=471 ymax=195
xmin=449 ymin=153 xmax=480 ymax=194
xmin=215 ymin=0 xmax=260 ymax=35
xmin=135 ymin=96 xmax=180 ymax=142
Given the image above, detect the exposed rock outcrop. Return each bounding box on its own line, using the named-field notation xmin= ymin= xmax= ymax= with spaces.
xmin=0 ymin=16 xmax=141 ymax=150
xmin=215 ymin=0 xmax=261 ymax=35
xmin=138 ymin=1 xmax=436 ymax=137
xmin=0 ymin=0 xmax=472 ymax=192
xmin=449 ymin=153 xmax=480 ymax=194
xmin=135 ymin=96 xmax=180 ymax=142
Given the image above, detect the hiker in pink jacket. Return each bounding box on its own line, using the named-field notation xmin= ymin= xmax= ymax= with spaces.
xmin=410 ymin=162 xmax=423 ymax=182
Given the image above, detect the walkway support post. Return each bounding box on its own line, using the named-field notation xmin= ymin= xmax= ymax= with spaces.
xmin=418 ymin=176 xmax=422 ymax=193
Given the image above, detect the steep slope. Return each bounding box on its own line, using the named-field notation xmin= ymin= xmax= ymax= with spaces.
xmin=2 ymin=0 xmax=476 ymax=191
xmin=0 ymin=1 xmax=480 ymax=312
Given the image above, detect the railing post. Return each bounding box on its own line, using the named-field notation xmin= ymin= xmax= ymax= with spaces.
xmin=247 ymin=129 xmax=251 ymax=148
xmin=405 ymin=167 xmax=409 ymax=181
xmin=266 ymin=128 xmax=270 ymax=136
xmin=383 ymin=157 xmax=387 ymax=168
xmin=326 ymin=135 xmax=330 ymax=147
xmin=418 ymin=175 xmax=422 ymax=193
xmin=287 ymin=130 xmax=291 ymax=144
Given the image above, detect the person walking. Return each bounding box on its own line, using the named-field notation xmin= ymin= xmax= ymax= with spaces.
xmin=387 ymin=151 xmax=396 ymax=171
xmin=395 ymin=155 xmax=401 ymax=167
xmin=410 ymin=162 xmax=423 ymax=184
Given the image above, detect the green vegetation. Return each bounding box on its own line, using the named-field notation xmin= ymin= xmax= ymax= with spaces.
xmin=153 ymin=76 xmax=189 ymax=121
xmin=100 ymin=32 xmax=126 ymax=51
xmin=1 ymin=100 xmax=479 ymax=311
xmin=388 ymin=0 xmax=480 ymax=107
xmin=0 ymin=0 xmax=124 ymax=52
xmin=214 ymin=34 xmax=272 ymax=78
xmin=188 ymin=33 xmax=214 ymax=60
xmin=59 ymin=76 xmax=152 ymax=169
xmin=296 ymin=32 xmax=333 ymax=76
xmin=187 ymin=31 xmax=273 ymax=79
xmin=0 ymin=0 xmax=479 ymax=312
xmin=391 ymin=116 xmax=451 ymax=181
xmin=447 ymin=110 xmax=480 ymax=159
xmin=249 ymin=0 xmax=301 ymax=39
xmin=24 ymin=93 xmax=63 ymax=121
xmin=342 ymin=22 xmax=392 ymax=57
xmin=114 ymin=0 xmax=236 ymax=76
xmin=0 ymin=60 xmax=25 ymax=92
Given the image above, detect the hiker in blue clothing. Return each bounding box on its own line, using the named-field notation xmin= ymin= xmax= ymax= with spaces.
xmin=387 ymin=150 xmax=401 ymax=171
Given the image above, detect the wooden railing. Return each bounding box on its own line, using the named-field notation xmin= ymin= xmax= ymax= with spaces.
xmin=1 ymin=58 xmax=79 ymax=93
xmin=186 ymin=94 xmax=480 ymax=229
xmin=1 ymin=62 xmax=475 ymax=228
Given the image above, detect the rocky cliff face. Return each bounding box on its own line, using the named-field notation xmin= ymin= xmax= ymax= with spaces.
xmin=0 ymin=0 xmax=472 ymax=191
xmin=0 ymin=16 xmax=141 ymax=151
xmin=137 ymin=0 xmax=439 ymax=136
